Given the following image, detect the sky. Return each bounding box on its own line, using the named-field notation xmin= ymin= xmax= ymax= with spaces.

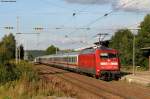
xmin=0 ymin=0 xmax=149 ymax=50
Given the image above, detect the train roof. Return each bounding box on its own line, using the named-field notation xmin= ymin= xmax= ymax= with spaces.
xmin=80 ymin=46 xmax=117 ymax=54
xmin=37 ymin=46 xmax=117 ymax=59
xmin=38 ymin=52 xmax=79 ymax=58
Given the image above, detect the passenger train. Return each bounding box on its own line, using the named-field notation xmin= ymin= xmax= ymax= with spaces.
xmin=35 ymin=46 xmax=121 ymax=80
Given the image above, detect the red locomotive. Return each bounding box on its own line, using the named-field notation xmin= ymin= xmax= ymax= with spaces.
xmin=36 ymin=46 xmax=121 ymax=80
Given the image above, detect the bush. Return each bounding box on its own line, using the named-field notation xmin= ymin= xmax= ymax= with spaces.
xmin=0 ymin=62 xmax=77 ymax=99
xmin=0 ymin=61 xmax=39 ymax=85
xmin=0 ymin=63 xmax=20 ymax=84
xmin=15 ymin=61 xmax=39 ymax=82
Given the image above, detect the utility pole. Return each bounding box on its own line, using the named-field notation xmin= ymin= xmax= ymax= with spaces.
xmin=16 ymin=33 xmax=40 ymax=60
xmin=16 ymin=16 xmax=19 ymax=63
xmin=4 ymin=26 xmax=14 ymax=35
xmin=0 ymin=1 xmax=17 ymax=62
xmin=1 ymin=0 xmax=17 ymax=63
xmin=130 ymin=28 xmax=140 ymax=75
xmin=133 ymin=34 xmax=135 ymax=75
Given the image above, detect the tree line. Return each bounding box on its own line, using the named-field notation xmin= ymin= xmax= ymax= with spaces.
xmin=109 ymin=14 xmax=150 ymax=68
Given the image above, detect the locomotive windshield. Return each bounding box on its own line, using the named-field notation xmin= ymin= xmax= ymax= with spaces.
xmin=100 ymin=53 xmax=117 ymax=59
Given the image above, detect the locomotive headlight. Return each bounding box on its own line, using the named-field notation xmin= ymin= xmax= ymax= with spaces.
xmin=111 ymin=62 xmax=118 ymax=65
xmin=100 ymin=62 xmax=118 ymax=65
xmin=100 ymin=62 xmax=107 ymax=65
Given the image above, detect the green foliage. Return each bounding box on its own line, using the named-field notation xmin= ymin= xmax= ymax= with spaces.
xmin=46 ymin=45 xmax=60 ymax=55
xmin=109 ymin=14 xmax=150 ymax=69
xmin=19 ymin=44 xmax=24 ymax=60
xmin=15 ymin=61 xmax=39 ymax=82
xmin=0 ymin=34 xmax=16 ymax=64
xmin=135 ymin=14 xmax=150 ymax=68
xmin=0 ymin=62 xmax=77 ymax=99
xmin=110 ymin=29 xmax=133 ymax=65
xmin=0 ymin=61 xmax=39 ymax=85
xmin=1 ymin=34 xmax=16 ymax=59
xmin=0 ymin=63 xmax=20 ymax=84
xmin=0 ymin=47 xmax=8 ymax=64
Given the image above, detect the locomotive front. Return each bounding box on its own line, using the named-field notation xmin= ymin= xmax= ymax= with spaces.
xmin=95 ymin=48 xmax=121 ymax=80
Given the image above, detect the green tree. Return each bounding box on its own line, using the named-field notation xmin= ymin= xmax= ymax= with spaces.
xmin=0 ymin=46 xmax=8 ymax=64
xmin=135 ymin=14 xmax=150 ymax=68
xmin=110 ymin=29 xmax=133 ymax=66
xmin=19 ymin=44 xmax=24 ymax=60
xmin=0 ymin=34 xmax=16 ymax=63
xmin=46 ymin=45 xmax=60 ymax=55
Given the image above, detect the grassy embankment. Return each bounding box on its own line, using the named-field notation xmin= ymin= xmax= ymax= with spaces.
xmin=121 ymin=65 xmax=148 ymax=72
xmin=0 ymin=61 xmax=77 ymax=99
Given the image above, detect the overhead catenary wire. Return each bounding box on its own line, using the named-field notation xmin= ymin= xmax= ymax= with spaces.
xmin=71 ymin=0 xmax=99 ymax=16
xmin=84 ymin=0 xmax=138 ymax=27
xmin=65 ymin=35 xmax=92 ymax=46
xmin=1 ymin=0 xmax=144 ymax=49
xmin=64 ymin=0 xmax=142 ymax=46
xmin=58 ymin=0 xmax=100 ymax=28
xmin=59 ymin=0 xmax=138 ymax=31
xmin=50 ymin=0 xmax=106 ymax=32
xmin=67 ymin=0 xmax=137 ymax=35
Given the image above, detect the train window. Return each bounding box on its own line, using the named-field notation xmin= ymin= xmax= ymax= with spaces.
xmin=100 ymin=53 xmax=108 ymax=59
xmin=72 ymin=57 xmax=74 ymax=63
xmin=73 ymin=57 xmax=75 ymax=63
xmin=100 ymin=53 xmax=117 ymax=59
xmin=74 ymin=57 xmax=77 ymax=63
xmin=65 ymin=57 xmax=67 ymax=62
xmin=72 ymin=58 xmax=73 ymax=63
xmin=68 ymin=57 xmax=71 ymax=62
xmin=68 ymin=57 xmax=75 ymax=63
xmin=75 ymin=58 xmax=76 ymax=63
xmin=70 ymin=57 xmax=72 ymax=63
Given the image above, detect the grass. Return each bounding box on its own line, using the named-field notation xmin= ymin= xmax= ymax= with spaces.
xmin=0 ymin=61 xmax=77 ymax=99
xmin=147 ymin=84 xmax=150 ymax=87
xmin=121 ymin=65 xmax=148 ymax=72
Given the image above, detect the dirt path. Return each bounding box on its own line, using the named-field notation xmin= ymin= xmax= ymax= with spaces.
xmin=35 ymin=64 xmax=150 ymax=99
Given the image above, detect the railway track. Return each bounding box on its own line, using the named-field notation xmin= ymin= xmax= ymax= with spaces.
xmin=40 ymin=66 xmax=122 ymax=99
xmin=36 ymin=64 xmax=150 ymax=99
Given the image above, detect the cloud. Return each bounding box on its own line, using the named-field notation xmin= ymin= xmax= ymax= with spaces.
xmin=114 ymin=0 xmax=150 ymax=12
xmin=64 ymin=0 xmax=111 ymax=5
xmin=64 ymin=0 xmax=150 ymax=12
